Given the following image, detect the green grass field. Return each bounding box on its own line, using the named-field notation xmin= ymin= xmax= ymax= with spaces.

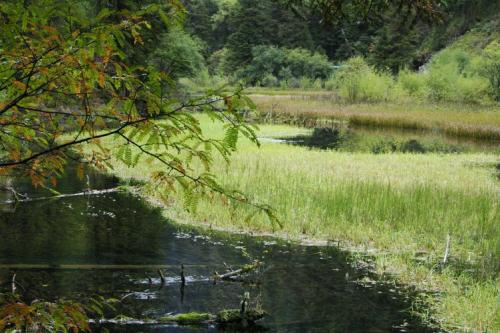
xmin=98 ymin=114 xmax=499 ymax=332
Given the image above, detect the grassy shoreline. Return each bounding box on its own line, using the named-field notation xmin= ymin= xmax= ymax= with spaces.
xmin=95 ymin=115 xmax=499 ymax=332
xmin=251 ymin=92 xmax=500 ymax=140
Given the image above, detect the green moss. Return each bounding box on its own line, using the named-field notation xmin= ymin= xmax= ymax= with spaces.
xmin=158 ymin=310 xmax=265 ymax=326
xmin=159 ymin=312 xmax=214 ymax=325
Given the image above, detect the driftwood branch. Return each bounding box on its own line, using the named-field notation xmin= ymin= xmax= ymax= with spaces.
xmin=0 ymin=187 xmax=123 ymax=205
xmin=214 ymin=261 xmax=263 ymax=282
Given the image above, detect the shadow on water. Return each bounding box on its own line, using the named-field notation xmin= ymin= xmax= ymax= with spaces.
xmin=0 ymin=168 xmax=437 ymax=332
xmin=277 ymin=125 xmax=500 ymax=154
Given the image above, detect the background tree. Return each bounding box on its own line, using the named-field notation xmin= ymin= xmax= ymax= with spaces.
xmin=148 ymin=27 xmax=206 ymax=79
xmin=0 ymin=0 xmax=274 ymax=217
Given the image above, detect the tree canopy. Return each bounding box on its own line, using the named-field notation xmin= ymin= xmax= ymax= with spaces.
xmin=0 ymin=0 xmax=277 ymax=219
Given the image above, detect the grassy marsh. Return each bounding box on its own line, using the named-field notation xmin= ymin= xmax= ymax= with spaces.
xmin=252 ymin=93 xmax=500 ymax=140
xmin=97 ymin=114 xmax=500 ymax=332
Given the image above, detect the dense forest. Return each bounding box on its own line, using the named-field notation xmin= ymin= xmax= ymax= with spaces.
xmin=183 ymin=0 xmax=498 ymax=72
xmin=178 ymin=0 xmax=499 ymax=102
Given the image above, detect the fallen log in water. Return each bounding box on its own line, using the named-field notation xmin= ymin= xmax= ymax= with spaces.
xmin=92 ymin=292 xmax=265 ymax=328
xmin=93 ymin=309 xmax=266 ymax=328
xmin=0 ymin=188 xmax=124 ymax=205
xmin=160 ymin=308 xmax=266 ymax=326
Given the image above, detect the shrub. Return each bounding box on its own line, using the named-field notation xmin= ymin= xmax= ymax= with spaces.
xmin=335 ymin=57 xmax=395 ymax=102
xmin=312 ymin=78 xmax=323 ymax=90
xmin=288 ymin=77 xmax=301 ymax=88
xmin=261 ymin=73 xmax=279 ymax=87
xmin=397 ymin=69 xmax=428 ymax=99
xmin=358 ymin=70 xmax=395 ymax=102
xmin=178 ymin=69 xmax=229 ymax=92
xmin=425 ymin=63 xmax=458 ymax=101
xmin=479 ymin=41 xmax=500 ymax=101
xmin=208 ymin=48 xmax=231 ymax=76
xmin=455 ymin=76 xmax=490 ymax=103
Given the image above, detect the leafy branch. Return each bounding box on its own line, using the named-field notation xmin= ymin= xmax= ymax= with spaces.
xmin=0 ymin=0 xmax=279 ymax=225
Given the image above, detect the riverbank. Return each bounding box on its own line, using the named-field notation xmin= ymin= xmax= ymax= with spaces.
xmin=251 ymin=91 xmax=500 ymax=141
xmin=95 ymin=115 xmax=498 ymax=332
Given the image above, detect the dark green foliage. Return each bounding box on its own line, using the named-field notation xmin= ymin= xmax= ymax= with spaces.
xmin=224 ymin=0 xmax=279 ymax=70
xmin=237 ymin=46 xmax=333 ymax=85
xmin=183 ymin=0 xmax=499 ymax=74
xmin=149 ymin=28 xmax=206 ymax=78
xmin=184 ymin=0 xmax=321 ymax=74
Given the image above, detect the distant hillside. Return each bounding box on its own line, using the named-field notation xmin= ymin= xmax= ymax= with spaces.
xmin=441 ymin=18 xmax=500 ymax=55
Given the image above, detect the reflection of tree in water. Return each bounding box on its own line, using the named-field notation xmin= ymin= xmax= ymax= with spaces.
xmin=283 ymin=127 xmax=469 ymax=154
xmin=282 ymin=127 xmax=349 ymax=150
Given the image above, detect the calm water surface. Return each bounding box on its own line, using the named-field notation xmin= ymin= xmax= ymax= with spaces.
xmin=0 ymin=168 xmax=435 ymax=332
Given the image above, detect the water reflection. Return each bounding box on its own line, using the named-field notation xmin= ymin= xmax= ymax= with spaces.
xmin=0 ymin=170 xmax=435 ymax=332
xmin=277 ymin=125 xmax=500 ymax=154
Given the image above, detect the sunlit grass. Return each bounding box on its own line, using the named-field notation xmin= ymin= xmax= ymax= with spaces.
xmin=97 ymin=115 xmax=499 ymax=331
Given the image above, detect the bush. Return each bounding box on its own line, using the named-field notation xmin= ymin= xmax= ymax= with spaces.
xmin=261 ymin=73 xmax=279 ymax=87
xmin=288 ymin=77 xmax=301 ymax=88
xmin=397 ymin=69 xmax=428 ymax=99
xmin=455 ymin=76 xmax=490 ymax=103
xmin=425 ymin=64 xmax=457 ymax=101
xmin=423 ymin=47 xmax=493 ymax=103
xmin=335 ymin=57 xmax=395 ymax=102
xmin=326 ymin=52 xmax=493 ymax=104
xmin=479 ymin=41 xmax=500 ymax=101
xmin=358 ymin=70 xmax=395 ymax=102
xmin=208 ymin=48 xmax=231 ymax=76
